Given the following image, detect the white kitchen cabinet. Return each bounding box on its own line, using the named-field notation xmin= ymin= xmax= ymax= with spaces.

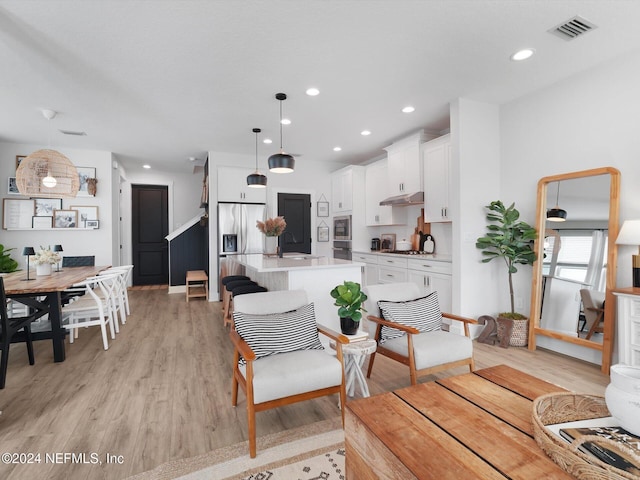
xmin=422 ymin=134 xmax=452 ymax=222
xmin=384 ymin=131 xmax=432 ymax=195
xmin=407 ymin=258 xmax=452 ymax=313
xmin=377 ymin=256 xmax=408 ymax=284
xmin=613 ymin=290 xmax=640 ymax=366
xmin=365 ymin=159 xmax=404 ymax=226
xmin=217 ymin=166 xmax=267 ymax=203
xmin=353 ymin=252 xmax=379 ymax=286
xmin=331 ymin=167 xmax=353 ymax=213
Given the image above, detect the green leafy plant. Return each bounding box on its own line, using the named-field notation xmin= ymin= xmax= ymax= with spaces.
xmin=0 ymin=244 xmax=19 ymax=273
xmin=476 ymin=201 xmax=537 ymax=318
xmin=330 ymin=281 xmax=368 ymax=322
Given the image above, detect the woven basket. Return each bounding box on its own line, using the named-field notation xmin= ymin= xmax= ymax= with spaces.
xmin=496 ymin=316 xmax=529 ymax=347
xmin=532 ymin=392 xmax=640 ymax=479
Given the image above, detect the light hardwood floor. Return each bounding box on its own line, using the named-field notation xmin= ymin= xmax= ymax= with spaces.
xmin=0 ymin=288 xmax=611 ymax=479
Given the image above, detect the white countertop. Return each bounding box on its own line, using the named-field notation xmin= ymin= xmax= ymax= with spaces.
xmin=229 ymin=254 xmax=365 ymax=273
xmin=353 ymin=250 xmax=452 ymax=262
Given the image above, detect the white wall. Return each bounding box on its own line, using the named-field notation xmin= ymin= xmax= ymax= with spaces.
xmin=499 ymin=51 xmax=640 ymax=362
xmin=0 ymin=142 xmax=114 ymax=268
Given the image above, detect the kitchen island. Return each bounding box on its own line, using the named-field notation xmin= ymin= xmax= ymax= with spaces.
xmin=227 ymin=254 xmax=365 ymax=334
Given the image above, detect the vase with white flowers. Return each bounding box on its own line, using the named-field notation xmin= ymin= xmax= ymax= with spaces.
xmin=32 ymin=246 xmax=61 ymax=276
xmin=256 ymin=216 xmax=287 ymax=257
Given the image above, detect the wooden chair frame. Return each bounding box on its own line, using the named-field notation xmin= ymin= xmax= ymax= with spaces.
xmin=230 ymin=325 xmax=348 ymax=458
xmin=366 ymin=312 xmax=477 ymax=385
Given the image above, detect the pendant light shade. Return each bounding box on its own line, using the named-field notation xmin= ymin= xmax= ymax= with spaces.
xmin=546 ymin=181 xmax=567 ymax=222
xmin=268 ymin=93 xmax=295 ymax=173
xmin=247 ymin=128 xmax=267 ymax=188
xmin=15 ymin=110 xmax=80 ymax=198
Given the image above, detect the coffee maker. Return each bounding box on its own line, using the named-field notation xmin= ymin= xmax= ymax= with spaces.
xmin=371 ymin=238 xmax=381 ymax=251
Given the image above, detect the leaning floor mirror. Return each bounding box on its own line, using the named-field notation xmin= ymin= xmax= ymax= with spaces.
xmin=527 ymin=167 xmax=621 ymax=374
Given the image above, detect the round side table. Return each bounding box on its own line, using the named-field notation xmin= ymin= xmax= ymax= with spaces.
xmin=342 ymin=339 xmax=377 ymax=398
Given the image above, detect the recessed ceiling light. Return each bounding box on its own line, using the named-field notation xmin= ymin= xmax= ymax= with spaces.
xmin=306 ymin=87 xmax=320 ymax=96
xmin=511 ymin=48 xmax=535 ymax=61
xmin=263 ymin=138 xmax=273 ymax=144
xmin=280 ymin=118 xmax=291 ymax=125
xmin=188 ymin=157 xmax=196 ymax=162
xmin=143 ymin=164 xmax=151 ymax=169
xmin=402 ymin=106 xmax=415 ymax=113
xmin=361 ymin=130 xmax=371 ymax=136
xmin=333 ymin=146 xmax=342 ymax=152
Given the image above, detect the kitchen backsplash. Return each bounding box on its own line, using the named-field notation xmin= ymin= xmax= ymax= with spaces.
xmin=365 ymin=205 xmax=452 ymax=255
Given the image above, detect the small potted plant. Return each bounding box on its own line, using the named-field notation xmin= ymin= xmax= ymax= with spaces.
xmin=330 ymin=281 xmax=368 ymax=335
xmin=256 ymin=216 xmax=287 ymax=257
xmin=32 ymin=246 xmax=62 ymax=276
xmin=0 ymin=244 xmax=19 ymax=274
xmin=476 ymin=200 xmax=537 ymax=346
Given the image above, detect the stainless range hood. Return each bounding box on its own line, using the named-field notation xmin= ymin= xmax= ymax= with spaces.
xmin=379 ymin=191 xmax=424 ymax=206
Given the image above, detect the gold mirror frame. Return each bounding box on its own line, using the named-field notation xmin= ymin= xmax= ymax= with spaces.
xmin=527 ymin=167 xmax=620 ymax=374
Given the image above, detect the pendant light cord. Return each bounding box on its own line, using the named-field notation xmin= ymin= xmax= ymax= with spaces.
xmin=555 ymin=182 xmax=561 ymax=207
xmin=279 ymin=100 xmax=284 ymax=151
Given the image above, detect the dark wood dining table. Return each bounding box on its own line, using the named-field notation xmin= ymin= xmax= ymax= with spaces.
xmin=3 ymin=265 xmax=109 ymax=362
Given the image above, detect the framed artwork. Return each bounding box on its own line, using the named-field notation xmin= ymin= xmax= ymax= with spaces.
xmin=34 ymin=198 xmax=63 ymax=216
xmin=32 ymin=216 xmax=53 ymax=229
xmin=53 ymin=209 xmax=78 ymax=228
xmin=7 ymin=177 xmax=20 ymax=195
xmin=317 ymin=201 xmax=329 ymax=217
xmin=76 ymin=167 xmax=96 ymax=197
xmin=317 ymin=225 xmax=329 ymax=242
xmin=3 ymin=198 xmax=34 ymax=229
xmin=381 ymin=233 xmax=396 ymax=252
xmin=70 ymin=205 xmax=99 ymax=227
xmin=16 ymin=155 xmax=26 ymax=170
xmin=85 ymin=219 xmax=99 ymax=229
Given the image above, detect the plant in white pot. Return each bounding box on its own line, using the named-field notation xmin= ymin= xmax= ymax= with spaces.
xmin=476 ymin=200 xmax=537 ymax=346
xmin=32 ymin=246 xmax=61 ymax=276
xmin=330 ymin=281 xmax=368 ymax=335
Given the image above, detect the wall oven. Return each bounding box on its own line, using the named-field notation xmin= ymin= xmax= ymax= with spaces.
xmin=333 ymin=215 xmax=352 ymax=241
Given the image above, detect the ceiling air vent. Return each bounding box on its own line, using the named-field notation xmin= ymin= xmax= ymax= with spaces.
xmin=549 ymin=16 xmax=597 ymax=41
xmin=59 ymin=129 xmax=87 ymax=136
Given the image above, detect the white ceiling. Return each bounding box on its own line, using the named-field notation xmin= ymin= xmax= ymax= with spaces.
xmin=2 ymin=0 xmax=640 ymax=174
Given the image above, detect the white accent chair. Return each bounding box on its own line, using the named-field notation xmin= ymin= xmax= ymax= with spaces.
xmin=62 ymin=274 xmax=118 ymax=350
xmin=230 ymin=289 xmax=347 ymax=458
xmin=580 ymin=288 xmax=605 ymax=340
xmin=363 ymin=282 xmax=476 ymax=385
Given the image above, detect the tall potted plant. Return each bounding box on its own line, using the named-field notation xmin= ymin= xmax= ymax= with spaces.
xmin=476 ymin=201 xmax=537 ymax=345
xmin=330 ymin=281 xmax=368 ymax=335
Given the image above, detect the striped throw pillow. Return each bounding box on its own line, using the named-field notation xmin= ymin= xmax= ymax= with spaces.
xmin=378 ymin=292 xmax=442 ymax=343
xmin=233 ymin=303 xmax=324 ymax=364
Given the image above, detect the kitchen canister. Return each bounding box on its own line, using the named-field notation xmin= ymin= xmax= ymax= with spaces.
xmin=604 ymin=364 xmax=640 ymax=436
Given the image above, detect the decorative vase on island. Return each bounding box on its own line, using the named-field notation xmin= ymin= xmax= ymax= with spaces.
xmin=36 ymin=263 xmax=52 ymax=276
xmin=604 ymin=364 xmax=640 ymax=436
xmin=340 ymin=317 xmax=359 ymax=335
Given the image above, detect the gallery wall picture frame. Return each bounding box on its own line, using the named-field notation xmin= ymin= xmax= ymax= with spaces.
xmin=34 ymin=198 xmax=63 ymax=216
xmin=53 ymin=209 xmax=78 ymax=228
xmin=16 ymin=155 xmax=26 ymax=170
xmin=317 ymin=201 xmax=329 ymax=217
xmin=380 ymin=233 xmax=396 ymax=252
xmin=7 ymin=177 xmax=20 ymax=195
xmin=70 ymin=205 xmax=99 ymax=227
xmin=85 ymin=219 xmax=99 ymax=229
xmin=76 ymin=167 xmax=96 ymax=197
xmin=317 ymin=225 xmax=330 ymax=242
xmin=3 ymin=198 xmax=35 ymax=229
xmin=32 ymin=216 xmax=53 ymax=229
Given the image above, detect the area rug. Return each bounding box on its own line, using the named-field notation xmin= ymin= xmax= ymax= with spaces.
xmin=126 ymin=418 xmax=344 ymax=480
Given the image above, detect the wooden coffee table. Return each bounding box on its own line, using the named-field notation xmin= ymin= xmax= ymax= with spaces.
xmin=345 ymin=365 xmax=573 ymax=479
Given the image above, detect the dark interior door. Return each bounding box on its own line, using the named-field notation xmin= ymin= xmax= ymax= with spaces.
xmin=277 ymin=193 xmax=311 ymax=254
xmin=132 ymin=184 xmax=169 ymax=285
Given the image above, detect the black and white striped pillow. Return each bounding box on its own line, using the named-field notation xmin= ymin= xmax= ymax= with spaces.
xmin=378 ymin=292 xmax=442 ymax=343
xmin=233 ymin=303 xmax=324 ymax=364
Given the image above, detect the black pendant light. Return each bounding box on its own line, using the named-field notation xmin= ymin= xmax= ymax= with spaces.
xmin=547 ymin=181 xmax=567 ymax=222
xmin=268 ymin=93 xmax=295 ymax=173
xmin=247 ymin=128 xmax=267 ymax=188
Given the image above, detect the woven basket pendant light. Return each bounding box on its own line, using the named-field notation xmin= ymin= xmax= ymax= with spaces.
xmin=268 ymin=93 xmax=295 ymax=173
xmin=15 ymin=110 xmax=79 ymax=198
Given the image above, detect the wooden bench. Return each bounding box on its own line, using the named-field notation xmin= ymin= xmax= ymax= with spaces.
xmin=186 ymin=270 xmax=208 ymax=302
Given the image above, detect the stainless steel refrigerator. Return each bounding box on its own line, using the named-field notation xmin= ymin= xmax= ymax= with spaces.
xmin=217 ymin=203 xmax=266 ymax=294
